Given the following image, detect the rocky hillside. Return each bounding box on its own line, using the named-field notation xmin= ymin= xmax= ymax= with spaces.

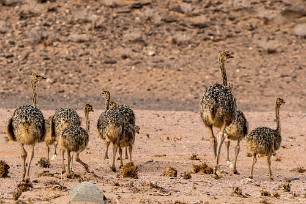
xmin=0 ymin=0 xmax=305 ymax=111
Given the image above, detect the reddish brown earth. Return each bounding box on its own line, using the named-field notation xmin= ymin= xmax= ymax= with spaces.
xmin=0 ymin=0 xmax=305 ymax=203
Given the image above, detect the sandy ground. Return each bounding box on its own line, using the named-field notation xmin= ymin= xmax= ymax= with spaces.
xmin=0 ymin=108 xmax=305 ymax=203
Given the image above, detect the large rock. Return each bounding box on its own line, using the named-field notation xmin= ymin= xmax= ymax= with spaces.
xmin=68 ymin=182 xmax=106 ymax=204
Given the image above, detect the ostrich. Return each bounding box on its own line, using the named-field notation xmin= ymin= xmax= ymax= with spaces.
xmin=109 ymin=101 xmax=136 ymax=159
xmin=59 ymin=104 xmax=93 ymax=177
xmin=109 ymin=101 xmax=140 ymax=166
xmin=200 ymin=51 xmax=237 ymax=174
xmin=98 ymin=103 xmax=124 ymax=171
xmin=50 ymin=107 xmax=81 ymax=160
xmin=6 ymin=73 xmax=46 ymax=183
xmin=224 ymin=110 xmax=248 ymax=174
xmin=246 ymin=97 xmax=285 ymax=180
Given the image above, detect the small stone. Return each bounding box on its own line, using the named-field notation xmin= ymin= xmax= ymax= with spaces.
xmin=69 ymin=182 xmax=106 ymax=204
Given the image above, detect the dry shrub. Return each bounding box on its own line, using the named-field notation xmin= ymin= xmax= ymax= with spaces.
xmin=190 ymin=153 xmax=200 ymax=160
xmin=192 ymin=162 xmax=213 ymax=174
xmin=232 ymin=187 xmax=249 ymax=198
xmin=260 ymin=189 xmax=271 ymax=197
xmin=162 ymin=166 xmax=177 ymax=177
xmin=279 ymin=182 xmax=291 ymax=192
xmin=272 ymin=192 xmax=280 ymax=198
xmin=120 ymin=162 xmax=138 ymax=179
xmin=181 ymin=172 xmax=191 ymax=179
xmin=0 ymin=160 xmax=10 ymax=177
xmin=37 ymin=157 xmax=50 ymax=168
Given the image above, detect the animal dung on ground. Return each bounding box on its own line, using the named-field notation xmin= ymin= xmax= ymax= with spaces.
xmin=37 ymin=157 xmax=50 ymax=168
xmin=192 ymin=162 xmax=213 ymax=174
xmin=120 ymin=162 xmax=138 ymax=178
xmin=162 ymin=166 xmax=177 ymax=177
xmin=0 ymin=160 xmax=10 ymax=177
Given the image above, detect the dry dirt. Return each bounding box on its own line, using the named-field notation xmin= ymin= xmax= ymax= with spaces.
xmin=0 ymin=0 xmax=306 ymax=203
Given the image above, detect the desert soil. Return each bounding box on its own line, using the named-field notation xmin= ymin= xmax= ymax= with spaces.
xmin=0 ymin=0 xmax=305 ymax=203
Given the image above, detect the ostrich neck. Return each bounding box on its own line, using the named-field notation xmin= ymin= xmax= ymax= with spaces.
xmin=85 ymin=111 xmax=90 ymax=132
xmin=219 ymin=60 xmax=227 ymax=86
xmin=105 ymin=99 xmax=110 ymax=111
xmin=275 ymin=105 xmax=281 ymax=134
xmin=31 ymin=80 xmax=37 ymax=107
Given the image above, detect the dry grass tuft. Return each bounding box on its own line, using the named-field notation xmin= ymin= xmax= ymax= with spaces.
xmin=279 ymin=182 xmax=291 ymax=192
xmin=162 ymin=166 xmax=177 ymax=177
xmin=190 ymin=153 xmax=200 ymax=160
xmin=231 ymin=187 xmax=249 ymax=198
xmin=181 ymin=171 xmax=192 ymax=179
xmin=37 ymin=157 xmax=50 ymax=168
xmin=120 ymin=162 xmax=138 ymax=179
xmin=260 ymin=189 xmax=271 ymax=197
xmin=192 ymin=162 xmax=213 ymax=174
xmin=0 ymin=160 xmax=10 ymax=177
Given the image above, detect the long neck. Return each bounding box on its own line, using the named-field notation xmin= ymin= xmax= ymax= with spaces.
xmin=31 ymin=80 xmax=37 ymax=107
xmin=275 ymin=104 xmax=281 ymax=134
xmin=219 ymin=59 xmax=227 ymax=86
xmin=85 ymin=110 xmax=90 ymax=132
xmin=105 ymin=99 xmax=110 ymax=111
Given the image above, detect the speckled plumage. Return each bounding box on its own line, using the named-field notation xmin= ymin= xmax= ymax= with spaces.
xmin=53 ymin=107 xmax=81 ymax=138
xmin=118 ymin=104 xmax=136 ymax=125
xmin=97 ymin=90 xmax=112 ymax=160
xmin=224 ymin=109 xmax=248 ymax=174
xmin=246 ymin=97 xmax=285 ymax=180
xmin=60 ymin=125 xmax=89 ymax=153
xmin=246 ymin=127 xmax=281 ymax=155
xmin=109 ymin=101 xmax=137 ymax=159
xmin=8 ymin=105 xmax=45 ymax=144
xmin=200 ymin=84 xmax=237 ymax=128
xmin=6 ymin=73 xmax=46 ymax=183
xmin=98 ymin=108 xmax=124 ymax=171
xmin=200 ymin=51 xmax=236 ymax=175
xmin=59 ymin=104 xmax=93 ymax=176
xmin=118 ymin=124 xmax=140 ymax=166
xmin=225 ymin=110 xmax=248 ymax=141
xmin=49 ymin=107 xmax=81 ymax=158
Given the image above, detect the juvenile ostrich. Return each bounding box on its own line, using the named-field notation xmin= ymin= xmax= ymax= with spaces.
xmin=109 ymin=101 xmax=136 ymax=159
xmin=246 ymin=97 xmax=285 ymax=180
xmin=109 ymin=101 xmax=139 ymax=165
xmin=50 ymin=107 xmax=81 ymax=160
xmin=6 ymin=73 xmax=46 ymax=183
xmin=97 ymin=90 xmax=111 ymax=159
xmin=59 ymin=104 xmax=93 ymax=176
xmin=200 ymin=51 xmax=237 ymax=174
xmin=224 ymin=110 xmax=248 ymax=174
xmin=98 ymin=102 xmax=124 ymax=171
